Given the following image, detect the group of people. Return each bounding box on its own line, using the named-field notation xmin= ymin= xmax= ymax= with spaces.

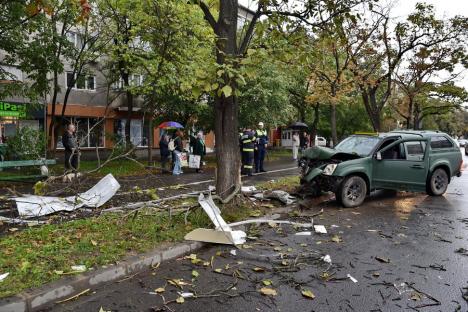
xmin=159 ymin=129 xmax=206 ymax=175
xmin=292 ymin=131 xmax=310 ymax=160
xmin=239 ymin=121 xmax=269 ymax=176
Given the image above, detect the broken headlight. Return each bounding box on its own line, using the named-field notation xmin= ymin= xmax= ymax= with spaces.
xmin=322 ymin=164 xmax=337 ymax=175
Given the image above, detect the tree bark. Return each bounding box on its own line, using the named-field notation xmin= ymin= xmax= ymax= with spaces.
xmin=330 ymin=102 xmax=338 ymax=146
xmin=310 ymin=103 xmax=319 ymax=146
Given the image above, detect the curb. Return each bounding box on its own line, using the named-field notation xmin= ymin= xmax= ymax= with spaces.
xmin=0 ymin=241 xmax=204 ymax=312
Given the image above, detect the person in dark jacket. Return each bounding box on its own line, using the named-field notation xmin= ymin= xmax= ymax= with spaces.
xmin=62 ymin=123 xmax=79 ymax=172
xmin=192 ymin=132 xmax=206 ymax=173
xmin=172 ymin=130 xmax=184 ymax=175
xmin=159 ymin=134 xmax=170 ymax=173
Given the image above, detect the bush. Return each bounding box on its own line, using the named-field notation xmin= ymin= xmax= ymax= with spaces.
xmin=5 ymin=127 xmax=46 ymax=160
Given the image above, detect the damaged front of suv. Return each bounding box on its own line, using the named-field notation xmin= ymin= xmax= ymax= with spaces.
xmin=298 ymin=135 xmax=382 ymax=198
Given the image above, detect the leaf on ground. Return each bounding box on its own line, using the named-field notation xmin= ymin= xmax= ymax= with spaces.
xmin=214 ymin=268 xmax=222 ymax=273
xmin=262 ymin=279 xmax=272 ymax=286
xmin=331 ymin=235 xmax=342 ymax=243
xmin=273 ymin=247 xmax=282 ymax=251
xmin=410 ymin=292 xmax=422 ymax=301
xmin=259 ymin=287 xmax=277 ymax=296
xmin=176 ymin=296 xmax=185 ymax=304
xmin=155 ymin=287 xmax=165 ymax=293
xmin=91 ymin=240 xmax=98 ymax=246
xmin=301 ymin=289 xmax=316 ymax=299
xmin=250 ymin=210 xmax=261 ymax=217
xmin=99 ymin=307 xmax=111 ymax=312
xmin=167 ymin=279 xmax=189 ymax=289
xmin=242 ymin=244 xmax=253 ymax=249
xmin=375 ymin=256 xmax=390 ymax=263
xmin=300 ymin=243 xmax=308 ymax=247
xmin=268 ymin=221 xmax=278 ymax=228
xmin=281 ymin=260 xmax=289 ymax=266
xmin=253 ymin=267 xmax=265 ymax=272
xmin=372 ymin=272 xmax=380 ymax=278
xmin=185 ymin=254 xmax=197 ymax=260
xmin=192 ymin=270 xmax=199 ymax=278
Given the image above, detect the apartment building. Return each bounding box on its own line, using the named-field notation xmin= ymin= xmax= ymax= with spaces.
xmin=0 ymin=4 xmax=255 ymax=153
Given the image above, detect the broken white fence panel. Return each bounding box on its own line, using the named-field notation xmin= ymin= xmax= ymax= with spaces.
xmin=347 ymin=274 xmax=358 ymax=283
xmin=14 ymin=174 xmax=120 ymax=218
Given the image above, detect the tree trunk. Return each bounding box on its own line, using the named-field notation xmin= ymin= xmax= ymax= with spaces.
xmin=361 ymin=89 xmax=382 ymax=132
xmin=213 ymin=0 xmax=241 ymax=200
xmin=310 ymin=103 xmax=319 ymax=146
xmin=124 ymin=90 xmax=133 ymax=148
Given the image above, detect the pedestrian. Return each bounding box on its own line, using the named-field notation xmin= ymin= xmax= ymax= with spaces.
xmin=254 ymin=121 xmax=268 ymax=173
xmin=172 ymin=130 xmax=184 ymax=175
xmin=240 ymin=127 xmax=256 ymax=176
xmin=159 ymin=133 xmax=170 ymax=173
xmin=300 ymin=131 xmax=308 ymax=152
xmin=292 ymin=131 xmax=300 ymax=160
xmin=192 ymin=132 xmax=206 ymax=173
xmin=62 ymin=123 xmax=79 ymax=172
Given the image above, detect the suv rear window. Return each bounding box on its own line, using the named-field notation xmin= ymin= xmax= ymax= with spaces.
xmin=430 ymin=136 xmax=453 ymax=149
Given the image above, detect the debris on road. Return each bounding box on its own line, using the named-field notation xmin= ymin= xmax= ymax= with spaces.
xmin=184 ymin=193 xmax=247 ymax=245
xmin=241 ymin=186 xmax=258 ymax=194
xmin=314 ymin=225 xmax=327 ymax=234
xmin=14 ymin=174 xmax=120 ymax=218
xmin=347 ymin=274 xmax=358 ymax=283
xmin=321 ymin=255 xmax=332 ymax=263
xmin=295 ymin=231 xmax=312 ymax=236
xmin=264 ymin=190 xmax=296 ymax=205
xmin=375 ymin=256 xmax=390 ymax=263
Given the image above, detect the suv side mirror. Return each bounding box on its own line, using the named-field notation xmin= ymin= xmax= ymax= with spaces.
xmin=376 ymin=151 xmax=382 ymax=160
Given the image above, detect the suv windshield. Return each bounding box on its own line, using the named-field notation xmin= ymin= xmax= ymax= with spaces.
xmin=335 ymin=136 xmax=381 ymax=157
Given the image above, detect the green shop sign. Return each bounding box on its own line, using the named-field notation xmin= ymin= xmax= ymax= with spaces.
xmin=0 ymin=101 xmax=26 ymax=118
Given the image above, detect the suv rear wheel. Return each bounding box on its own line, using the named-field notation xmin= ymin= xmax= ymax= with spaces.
xmin=427 ymin=168 xmax=449 ymax=196
xmin=336 ymin=175 xmax=367 ymax=208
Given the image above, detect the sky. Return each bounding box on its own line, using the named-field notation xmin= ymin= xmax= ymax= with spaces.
xmin=239 ymin=0 xmax=468 ymax=91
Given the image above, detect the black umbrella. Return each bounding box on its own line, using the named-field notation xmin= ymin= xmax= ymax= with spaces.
xmin=288 ymin=121 xmax=308 ymax=130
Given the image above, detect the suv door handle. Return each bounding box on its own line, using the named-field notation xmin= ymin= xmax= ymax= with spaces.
xmin=411 ymin=164 xmax=424 ymax=169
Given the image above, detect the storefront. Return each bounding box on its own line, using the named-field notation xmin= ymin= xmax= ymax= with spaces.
xmin=0 ymin=101 xmax=44 ymax=143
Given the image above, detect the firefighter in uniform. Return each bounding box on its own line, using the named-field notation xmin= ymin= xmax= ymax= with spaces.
xmin=254 ymin=122 xmax=268 ymax=173
xmin=240 ymin=127 xmax=256 ymax=176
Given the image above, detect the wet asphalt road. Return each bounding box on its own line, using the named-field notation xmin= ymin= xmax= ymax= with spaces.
xmin=46 ymin=152 xmax=468 ymax=312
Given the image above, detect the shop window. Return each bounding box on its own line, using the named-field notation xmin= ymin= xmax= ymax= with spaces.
xmin=66 ymin=72 xmax=96 ymax=90
xmin=57 ymin=117 xmax=105 ymax=149
xmin=114 ymin=118 xmax=147 ymax=147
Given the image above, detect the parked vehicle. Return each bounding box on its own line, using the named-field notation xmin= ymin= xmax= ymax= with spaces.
xmin=458 ymin=139 xmax=467 ymax=147
xmin=315 ymin=136 xmax=327 ymax=147
xmin=465 ymin=143 xmax=468 ymax=156
xmin=298 ymin=130 xmax=463 ymax=208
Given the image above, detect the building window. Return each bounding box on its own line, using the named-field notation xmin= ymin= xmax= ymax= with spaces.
xmin=111 ymin=74 xmax=144 ymax=90
xmin=66 ymin=72 xmax=96 ymax=91
xmin=1 ymin=65 xmax=23 ymax=82
xmin=57 ymin=117 xmax=105 ymax=149
xmin=67 ymin=32 xmax=85 ymax=49
xmin=114 ymin=118 xmax=147 ymax=147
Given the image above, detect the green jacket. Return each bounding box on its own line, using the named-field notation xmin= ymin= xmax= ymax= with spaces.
xmin=193 ymin=138 xmax=206 ymax=158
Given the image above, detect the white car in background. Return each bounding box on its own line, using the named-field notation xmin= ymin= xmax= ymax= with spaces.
xmin=315 ymin=136 xmax=327 ymax=147
xmin=457 ymin=139 xmax=467 ymax=147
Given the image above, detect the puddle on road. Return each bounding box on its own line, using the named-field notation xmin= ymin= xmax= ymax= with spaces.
xmin=393 ymin=195 xmax=425 ymax=219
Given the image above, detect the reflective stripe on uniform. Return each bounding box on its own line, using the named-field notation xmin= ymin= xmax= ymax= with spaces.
xmin=242 ymin=139 xmax=252 ymax=143
xmin=243 ymin=165 xmax=253 ymax=169
xmin=243 ymin=148 xmax=254 ymax=152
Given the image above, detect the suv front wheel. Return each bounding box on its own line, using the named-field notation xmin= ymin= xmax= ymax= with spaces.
xmin=427 ymin=168 xmax=449 ymax=196
xmin=336 ymin=175 xmax=367 ymax=208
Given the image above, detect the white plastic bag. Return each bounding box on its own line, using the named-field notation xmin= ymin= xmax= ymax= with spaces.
xmin=189 ymin=154 xmax=201 ymax=169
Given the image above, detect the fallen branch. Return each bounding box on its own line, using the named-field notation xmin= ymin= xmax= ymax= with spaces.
xmin=55 ymin=288 xmax=90 ymax=303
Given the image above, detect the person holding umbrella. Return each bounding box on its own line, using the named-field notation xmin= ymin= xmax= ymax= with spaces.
xmin=157 ymin=121 xmax=185 ymax=175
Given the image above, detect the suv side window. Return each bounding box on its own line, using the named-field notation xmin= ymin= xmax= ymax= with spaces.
xmin=381 ymin=142 xmax=406 ymax=160
xmin=430 ymin=136 xmax=453 ymax=149
xmin=405 ymin=141 xmax=425 ymax=161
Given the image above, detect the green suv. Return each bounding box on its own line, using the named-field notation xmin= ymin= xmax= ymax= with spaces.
xmin=298 ymin=130 xmax=463 ymax=208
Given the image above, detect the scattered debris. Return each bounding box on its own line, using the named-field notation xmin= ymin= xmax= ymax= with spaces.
xmin=455 ymin=248 xmax=468 ymax=256
xmin=241 ymin=186 xmax=258 ymax=194
xmin=70 ymin=265 xmax=87 ymax=272
xmin=0 ymin=216 xmax=45 ymax=226
xmin=230 ymin=249 xmax=237 ymax=256
xmin=331 ymin=235 xmax=342 ymax=243
xmin=375 ymin=256 xmax=390 ymax=263
xmin=301 ymin=289 xmax=315 ymax=299
xmin=259 ymin=287 xmax=277 ymax=296
xmin=14 ymin=174 xmax=120 ymax=218
xmin=314 ymin=225 xmax=327 ymax=234
xmin=321 ymin=255 xmax=332 ymax=263
xmin=0 ymin=272 xmax=9 ymax=282
xmin=295 ymin=231 xmax=312 ymax=236
xmin=347 ymin=274 xmax=358 ymax=283
xmin=264 ymin=190 xmax=296 ymax=205
xmin=184 ymin=193 xmax=247 ymax=245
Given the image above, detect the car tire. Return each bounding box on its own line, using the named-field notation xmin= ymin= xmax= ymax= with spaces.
xmin=426 ymin=168 xmax=449 ymax=196
xmin=336 ymin=175 xmax=367 ymax=208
